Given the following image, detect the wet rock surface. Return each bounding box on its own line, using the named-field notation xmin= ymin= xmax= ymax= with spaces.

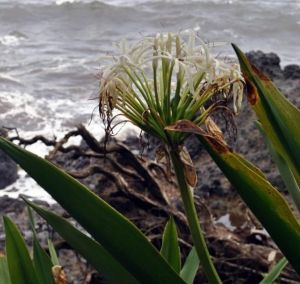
xmin=283 ymin=64 xmax=300 ymax=80
xmin=0 ymin=128 xmax=18 ymax=189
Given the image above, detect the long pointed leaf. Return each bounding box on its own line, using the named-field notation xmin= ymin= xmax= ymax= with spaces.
xmin=259 ymin=257 xmax=288 ymax=284
xmin=0 ymin=255 xmax=11 ymax=284
xmin=0 ymin=137 xmax=185 ymax=284
xmin=33 ymin=238 xmax=54 ymax=284
xmin=27 ymin=206 xmax=37 ymax=235
xmin=198 ymin=135 xmax=300 ymax=274
xmin=47 ymin=240 xmax=60 ymax=266
xmin=232 ymin=44 xmax=300 ymax=189
xmin=160 ymin=217 xmax=181 ymax=273
xmin=26 ymin=206 xmax=54 ymax=284
xmin=257 ymin=122 xmax=300 ymax=213
xmin=25 ymin=198 xmax=139 ymax=284
xmin=166 ymin=120 xmax=300 ymax=274
xmin=180 ymin=247 xmax=200 ymax=284
xmin=3 ymin=217 xmax=39 ymax=284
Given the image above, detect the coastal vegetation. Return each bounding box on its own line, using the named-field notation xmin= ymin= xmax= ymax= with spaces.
xmin=1 ymin=32 xmax=300 ymax=283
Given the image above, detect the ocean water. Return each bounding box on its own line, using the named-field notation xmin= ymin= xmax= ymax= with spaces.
xmin=1 ymin=0 xmax=300 ymax=201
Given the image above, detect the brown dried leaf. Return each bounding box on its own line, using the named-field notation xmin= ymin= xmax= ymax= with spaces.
xmin=165 ymin=119 xmax=229 ymax=154
xmin=155 ymin=145 xmax=168 ymax=163
xmin=179 ymin=146 xmax=197 ymax=188
xmin=52 ymin=265 xmax=68 ymax=284
xmin=155 ymin=145 xmax=172 ymax=180
xmin=165 ymin=119 xmax=205 ymax=135
xmin=205 ymin=117 xmax=225 ymax=143
xmin=245 ymin=78 xmax=259 ymax=105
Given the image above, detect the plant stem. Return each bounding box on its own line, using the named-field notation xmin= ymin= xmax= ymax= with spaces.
xmin=169 ymin=147 xmax=222 ymax=284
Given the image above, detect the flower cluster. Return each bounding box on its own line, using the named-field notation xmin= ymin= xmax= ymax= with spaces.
xmin=99 ymin=31 xmax=244 ymax=144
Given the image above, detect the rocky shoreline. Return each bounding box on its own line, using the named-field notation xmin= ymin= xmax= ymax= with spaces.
xmin=1 ymin=50 xmax=300 ymax=283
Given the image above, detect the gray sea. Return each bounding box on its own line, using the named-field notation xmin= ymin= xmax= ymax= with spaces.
xmin=0 ymin=0 xmax=300 ymax=200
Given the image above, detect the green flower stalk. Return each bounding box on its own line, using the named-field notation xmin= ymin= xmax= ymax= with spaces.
xmin=99 ymin=31 xmax=244 ymax=283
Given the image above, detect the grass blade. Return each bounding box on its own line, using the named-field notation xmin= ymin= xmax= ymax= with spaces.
xmin=160 ymin=216 xmax=181 ymax=273
xmin=33 ymin=238 xmax=54 ymax=284
xmin=3 ymin=217 xmax=39 ymax=284
xmin=0 ymin=255 xmax=11 ymax=284
xmin=0 ymin=137 xmax=185 ymax=284
xmin=26 ymin=206 xmax=54 ymax=284
xmin=47 ymin=240 xmax=60 ymax=266
xmin=180 ymin=247 xmax=200 ymax=284
xmin=259 ymin=257 xmax=288 ymax=284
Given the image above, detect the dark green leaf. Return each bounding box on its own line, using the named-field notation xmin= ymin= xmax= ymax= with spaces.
xmin=3 ymin=216 xmax=39 ymax=284
xmin=27 ymin=206 xmax=37 ymax=235
xmin=160 ymin=217 xmax=181 ymax=273
xmin=25 ymin=199 xmax=139 ymax=284
xmin=33 ymin=238 xmax=54 ymax=284
xmin=197 ymin=135 xmax=300 ymax=274
xmin=232 ymin=43 xmax=300 ymax=188
xmin=257 ymin=122 xmax=300 ymax=213
xmin=0 ymin=138 xmax=185 ymax=284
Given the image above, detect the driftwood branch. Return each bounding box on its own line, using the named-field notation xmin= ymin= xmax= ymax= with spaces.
xmin=10 ymin=135 xmax=57 ymax=147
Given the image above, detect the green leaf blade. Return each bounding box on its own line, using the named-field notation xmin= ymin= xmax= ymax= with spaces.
xmin=33 ymin=238 xmax=54 ymax=284
xmin=165 ymin=119 xmax=300 ymax=275
xmin=3 ymin=216 xmax=39 ymax=284
xmin=0 ymin=255 xmax=12 ymax=284
xmin=232 ymin=43 xmax=300 ymax=188
xmin=25 ymin=199 xmax=139 ymax=284
xmin=160 ymin=217 xmax=181 ymax=273
xmin=180 ymin=247 xmax=200 ymax=284
xmin=257 ymin=122 xmax=300 ymax=213
xmin=260 ymin=257 xmax=288 ymax=284
xmin=47 ymin=240 xmax=60 ymax=266
xmin=198 ymin=135 xmax=300 ymax=275
xmin=0 ymin=138 xmax=185 ymax=284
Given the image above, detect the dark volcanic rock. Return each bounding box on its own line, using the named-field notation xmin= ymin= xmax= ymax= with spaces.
xmin=283 ymin=64 xmax=300 ymax=79
xmin=0 ymin=152 xmax=18 ymax=189
xmin=0 ymin=128 xmax=18 ymax=189
xmin=246 ymin=50 xmax=283 ymax=79
xmin=0 ymin=194 xmax=25 ymax=214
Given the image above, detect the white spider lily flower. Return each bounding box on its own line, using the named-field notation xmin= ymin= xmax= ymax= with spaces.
xmin=99 ymin=31 xmax=244 ymax=144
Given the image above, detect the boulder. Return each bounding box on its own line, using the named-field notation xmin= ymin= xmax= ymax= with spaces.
xmin=283 ymin=64 xmax=300 ymax=79
xmin=246 ymin=50 xmax=283 ymax=79
xmin=0 ymin=128 xmax=18 ymax=189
